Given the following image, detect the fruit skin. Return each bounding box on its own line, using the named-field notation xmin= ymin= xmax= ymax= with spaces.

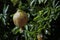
xmin=13 ymin=9 xmax=28 ymax=29
xmin=37 ymin=34 xmax=42 ymax=40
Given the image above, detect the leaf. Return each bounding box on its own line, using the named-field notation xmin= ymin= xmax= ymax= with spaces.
xmin=44 ymin=17 xmax=48 ymax=20
xmin=41 ymin=0 xmax=44 ymax=3
xmin=52 ymin=0 xmax=56 ymax=8
xmin=38 ymin=0 xmax=45 ymax=4
xmin=38 ymin=0 xmax=41 ymax=4
xmin=39 ymin=10 xmax=43 ymax=15
xmin=33 ymin=15 xmax=40 ymax=21
xmin=12 ymin=26 xmax=20 ymax=34
xmin=2 ymin=5 xmax=9 ymax=25
xmin=25 ymin=25 xmax=28 ymax=30
xmin=0 ymin=14 xmax=3 ymax=19
xmin=30 ymin=0 xmax=35 ymax=6
xmin=44 ymin=0 xmax=47 ymax=4
xmin=11 ymin=0 xmax=19 ymax=6
xmin=3 ymin=5 xmax=9 ymax=14
xmin=56 ymin=5 xmax=60 ymax=9
xmin=55 ymin=1 xmax=59 ymax=7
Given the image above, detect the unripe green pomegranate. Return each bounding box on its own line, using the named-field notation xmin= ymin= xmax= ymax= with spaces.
xmin=13 ymin=9 xmax=28 ymax=30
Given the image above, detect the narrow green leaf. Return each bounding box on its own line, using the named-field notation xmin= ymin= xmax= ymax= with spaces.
xmin=44 ymin=0 xmax=47 ymax=4
xmin=30 ymin=0 xmax=35 ymax=6
xmin=41 ymin=0 xmax=44 ymax=3
xmin=11 ymin=0 xmax=19 ymax=6
xmin=38 ymin=0 xmax=41 ymax=4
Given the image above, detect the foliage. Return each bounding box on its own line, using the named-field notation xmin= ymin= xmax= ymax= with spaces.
xmin=0 ymin=0 xmax=60 ymax=40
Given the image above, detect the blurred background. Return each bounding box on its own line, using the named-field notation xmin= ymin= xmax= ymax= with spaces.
xmin=0 ymin=0 xmax=60 ymax=40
